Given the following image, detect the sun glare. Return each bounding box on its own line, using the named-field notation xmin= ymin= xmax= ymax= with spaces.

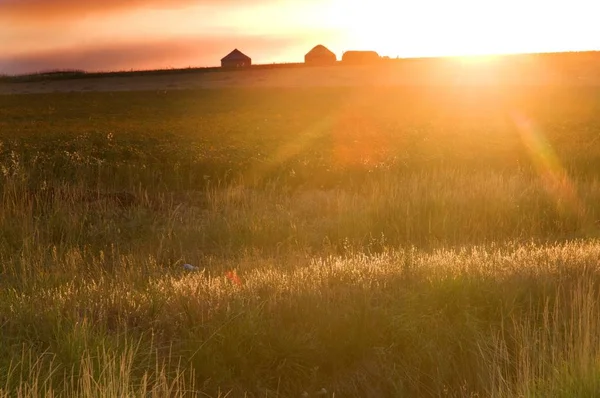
xmin=453 ymin=54 xmax=502 ymax=65
xmin=323 ymin=0 xmax=597 ymax=58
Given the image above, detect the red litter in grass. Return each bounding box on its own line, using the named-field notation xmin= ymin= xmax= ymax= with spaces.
xmin=226 ymin=270 xmax=243 ymax=286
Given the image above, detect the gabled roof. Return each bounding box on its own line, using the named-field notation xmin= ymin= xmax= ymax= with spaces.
xmin=306 ymin=44 xmax=335 ymax=57
xmin=221 ymin=49 xmax=251 ymax=62
xmin=343 ymin=50 xmax=380 ymax=57
xmin=342 ymin=50 xmax=381 ymax=63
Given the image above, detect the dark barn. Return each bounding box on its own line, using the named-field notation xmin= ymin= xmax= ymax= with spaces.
xmin=221 ymin=49 xmax=252 ymax=68
xmin=342 ymin=50 xmax=381 ymax=65
xmin=305 ymin=45 xmax=337 ymax=66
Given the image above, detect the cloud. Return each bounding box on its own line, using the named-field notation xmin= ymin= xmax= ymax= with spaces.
xmin=0 ymin=35 xmax=305 ymax=75
xmin=0 ymin=0 xmax=266 ymax=22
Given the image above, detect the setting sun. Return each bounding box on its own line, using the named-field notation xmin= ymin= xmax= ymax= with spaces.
xmin=0 ymin=0 xmax=598 ymax=73
xmin=324 ymin=0 xmax=597 ymax=58
xmin=3 ymin=0 xmax=600 ymax=395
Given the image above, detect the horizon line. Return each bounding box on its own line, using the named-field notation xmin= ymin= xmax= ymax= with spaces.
xmin=2 ymin=49 xmax=600 ymax=79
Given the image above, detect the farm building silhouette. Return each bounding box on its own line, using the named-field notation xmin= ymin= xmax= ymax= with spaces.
xmin=342 ymin=50 xmax=381 ymax=64
xmin=305 ymin=45 xmax=337 ymax=65
xmin=221 ymin=49 xmax=251 ymax=68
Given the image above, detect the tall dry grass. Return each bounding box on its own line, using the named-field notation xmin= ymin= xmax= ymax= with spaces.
xmin=2 ymin=86 xmax=600 ymax=396
xmin=3 ymin=233 xmax=600 ymax=396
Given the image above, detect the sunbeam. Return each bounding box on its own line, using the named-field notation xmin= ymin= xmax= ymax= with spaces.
xmin=512 ymin=111 xmax=586 ymax=224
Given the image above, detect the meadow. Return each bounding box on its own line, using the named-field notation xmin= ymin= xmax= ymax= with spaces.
xmin=1 ymin=84 xmax=600 ymax=397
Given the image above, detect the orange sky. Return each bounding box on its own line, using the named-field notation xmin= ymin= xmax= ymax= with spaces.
xmin=0 ymin=0 xmax=598 ymax=75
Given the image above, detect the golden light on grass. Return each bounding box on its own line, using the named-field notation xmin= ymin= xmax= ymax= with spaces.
xmin=2 ymin=87 xmax=600 ymax=396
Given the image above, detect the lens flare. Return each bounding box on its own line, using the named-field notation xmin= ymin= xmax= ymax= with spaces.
xmin=511 ymin=112 xmax=586 ymax=223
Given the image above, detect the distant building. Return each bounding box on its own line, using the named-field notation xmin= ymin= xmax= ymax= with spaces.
xmin=221 ymin=49 xmax=251 ymax=68
xmin=342 ymin=51 xmax=381 ymax=65
xmin=305 ymin=45 xmax=337 ymax=66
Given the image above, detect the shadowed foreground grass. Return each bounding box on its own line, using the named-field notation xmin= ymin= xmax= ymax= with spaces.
xmin=1 ymin=173 xmax=600 ymax=397
xmin=3 ymin=241 xmax=600 ymax=397
xmin=2 ymin=86 xmax=600 ymax=396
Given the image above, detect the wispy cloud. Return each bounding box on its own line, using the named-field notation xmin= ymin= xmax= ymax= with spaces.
xmin=0 ymin=0 xmax=257 ymax=20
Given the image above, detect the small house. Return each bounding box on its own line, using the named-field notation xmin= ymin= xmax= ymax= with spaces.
xmin=342 ymin=51 xmax=380 ymax=65
xmin=221 ymin=49 xmax=251 ymax=68
xmin=305 ymin=45 xmax=337 ymax=65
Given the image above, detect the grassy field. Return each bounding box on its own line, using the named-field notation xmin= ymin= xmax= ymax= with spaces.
xmin=1 ymin=84 xmax=600 ymax=397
